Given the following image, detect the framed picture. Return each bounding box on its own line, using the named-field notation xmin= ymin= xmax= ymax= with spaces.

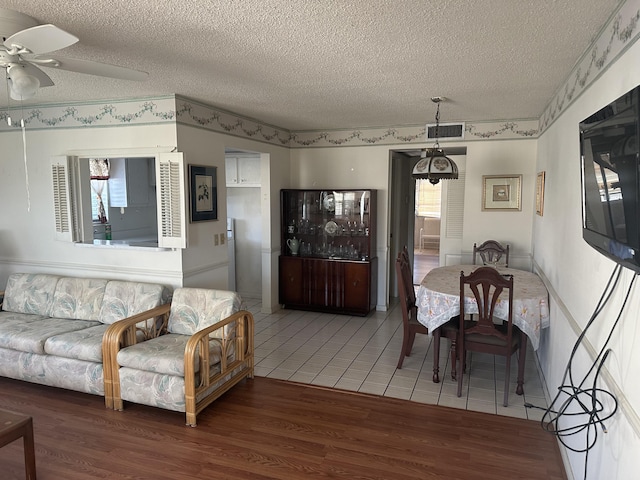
xmin=189 ymin=164 xmax=217 ymax=222
xmin=536 ymin=171 xmax=545 ymax=216
xmin=482 ymin=175 xmax=522 ymax=211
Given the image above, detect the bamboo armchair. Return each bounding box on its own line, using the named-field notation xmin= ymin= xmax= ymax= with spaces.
xmin=102 ymin=303 xmax=172 ymax=409
xmin=103 ymin=289 xmax=254 ymax=426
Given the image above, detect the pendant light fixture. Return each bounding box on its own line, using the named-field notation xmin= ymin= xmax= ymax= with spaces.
xmin=412 ymin=96 xmax=459 ymax=185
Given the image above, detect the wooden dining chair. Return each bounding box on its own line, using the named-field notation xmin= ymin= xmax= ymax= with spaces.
xmin=456 ymin=266 xmax=526 ymax=407
xmin=473 ymin=240 xmax=510 ymax=267
xmin=395 ymin=247 xmax=428 ymax=369
xmin=431 ymin=317 xmax=459 ymax=383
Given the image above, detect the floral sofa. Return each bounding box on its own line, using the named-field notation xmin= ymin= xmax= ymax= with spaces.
xmin=0 ymin=273 xmax=171 ymax=399
xmin=105 ymin=287 xmax=254 ymax=426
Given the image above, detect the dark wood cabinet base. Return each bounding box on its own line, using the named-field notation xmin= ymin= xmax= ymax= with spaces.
xmin=279 ymin=256 xmax=377 ymax=316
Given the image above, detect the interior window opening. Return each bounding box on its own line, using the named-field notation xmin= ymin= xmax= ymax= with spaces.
xmin=52 ymin=152 xmax=186 ymax=249
xmin=84 ymin=156 xmax=158 ymax=245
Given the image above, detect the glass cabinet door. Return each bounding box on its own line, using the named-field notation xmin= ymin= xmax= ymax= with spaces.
xmin=281 ymin=189 xmax=376 ymax=261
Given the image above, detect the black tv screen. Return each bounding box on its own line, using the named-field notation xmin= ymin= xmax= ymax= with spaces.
xmin=580 ymin=85 xmax=640 ymax=273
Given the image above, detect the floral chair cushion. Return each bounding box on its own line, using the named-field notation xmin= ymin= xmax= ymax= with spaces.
xmin=118 ymin=368 xmax=187 ymax=412
xmin=116 ymin=333 xmax=223 ymax=377
xmin=50 ymin=277 xmax=109 ymax=321
xmin=2 ymin=273 xmax=60 ymax=316
xmin=99 ymin=281 xmax=172 ymax=324
xmin=167 ymin=288 xmax=241 ymax=336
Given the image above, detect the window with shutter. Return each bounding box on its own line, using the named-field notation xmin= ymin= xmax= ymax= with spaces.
xmin=157 ymin=153 xmax=186 ymax=249
xmin=51 ymin=156 xmax=80 ymax=242
xmin=51 ymin=152 xmax=187 ymax=249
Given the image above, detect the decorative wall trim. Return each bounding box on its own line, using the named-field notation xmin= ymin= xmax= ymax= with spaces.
xmin=289 ymin=119 xmax=539 ymax=148
xmin=182 ymin=259 xmax=229 ymax=278
xmin=0 ymin=3 xmax=636 ymax=145
xmin=0 ymin=96 xmax=177 ymax=132
xmin=175 ymin=96 xmax=291 ymax=147
xmin=540 ymin=0 xmax=640 ymax=133
xmin=0 ymin=91 xmax=540 ymax=147
xmin=0 ymin=256 xmax=183 ymax=284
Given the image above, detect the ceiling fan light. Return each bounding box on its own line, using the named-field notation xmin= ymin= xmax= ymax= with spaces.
xmin=7 ymin=65 xmax=40 ymax=99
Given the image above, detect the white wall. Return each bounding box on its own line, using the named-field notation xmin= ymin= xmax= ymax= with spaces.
xmin=291 ymin=140 xmax=538 ymax=309
xmin=291 ymin=145 xmax=391 ymax=309
xmin=535 ymin=34 xmax=640 ymax=480
xmin=181 ymin=128 xmax=292 ymax=312
xmin=461 ymin=139 xmax=537 ymax=269
xmin=0 ymin=115 xmax=291 ymax=309
xmin=0 ymin=124 xmax=184 ymax=287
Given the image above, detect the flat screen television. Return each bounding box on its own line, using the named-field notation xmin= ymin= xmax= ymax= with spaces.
xmin=580 ymin=85 xmax=640 ymax=272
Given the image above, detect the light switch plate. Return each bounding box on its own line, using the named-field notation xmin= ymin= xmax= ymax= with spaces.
xmin=214 ymin=234 xmax=219 ymax=246
xmin=220 ymin=233 xmax=225 ymax=245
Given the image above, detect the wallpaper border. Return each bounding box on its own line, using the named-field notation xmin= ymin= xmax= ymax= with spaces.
xmin=0 ymin=0 xmax=637 ymax=148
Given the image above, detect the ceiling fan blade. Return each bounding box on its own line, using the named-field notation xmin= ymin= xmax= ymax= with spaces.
xmin=4 ymin=24 xmax=78 ymax=54
xmin=42 ymin=56 xmax=148 ymax=81
xmin=22 ymin=62 xmax=54 ymax=87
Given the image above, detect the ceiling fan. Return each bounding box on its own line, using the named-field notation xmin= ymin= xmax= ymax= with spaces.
xmin=0 ymin=8 xmax=147 ymax=101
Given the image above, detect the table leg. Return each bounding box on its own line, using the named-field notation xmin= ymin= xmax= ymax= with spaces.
xmin=0 ymin=412 xmax=37 ymax=479
xmin=22 ymin=417 xmax=36 ymax=480
xmin=432 ymin=328 xmax=441 ymax=383
xmin=516 ymin=330 xmax=527 ymax=396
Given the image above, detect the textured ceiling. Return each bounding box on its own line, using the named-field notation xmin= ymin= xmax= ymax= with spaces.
xmin=0 ymin=0 xmax=624 ymax=131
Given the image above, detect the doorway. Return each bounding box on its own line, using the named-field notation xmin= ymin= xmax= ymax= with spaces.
xmin=413 ymin=178 xmax=441 ymax=284
xmin=225 ymin=148 xmax=263 ymax=301
xmin=388 ymin=147 xmax=466 ymax=301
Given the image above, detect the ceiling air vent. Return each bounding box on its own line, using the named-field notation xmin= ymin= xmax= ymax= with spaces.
xmin=426 ymin=122 xmax=465 ymax=141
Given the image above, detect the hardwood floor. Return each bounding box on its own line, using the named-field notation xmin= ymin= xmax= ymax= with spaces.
xmin=0 ymin=376 xmax=566 ymax=479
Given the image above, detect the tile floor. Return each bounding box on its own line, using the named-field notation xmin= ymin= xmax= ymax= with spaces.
xmin=245 ymin=297 xmax=549 ymax=422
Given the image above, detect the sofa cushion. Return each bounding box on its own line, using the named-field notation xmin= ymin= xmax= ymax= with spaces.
xmin=167 ymin=288 xmax=241 ymax=336
xmin=44 ymin=324 xmax=109 ymax=362
xmin=0 ymin=317 xmax=100 ymax=354
xmin=99 ymin=281 xmax=171 ymax=324
xmin=116 ymin=333 xmax=224 ymax=377
xmin=0 ymin=311 xmax=49 ymax=325
xmin=50 ymin=277 xmax=109 ymax=321
xmin=2 ymin=273 xmax=60 ymax=316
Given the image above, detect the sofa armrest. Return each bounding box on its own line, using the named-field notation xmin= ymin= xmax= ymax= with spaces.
xmin=184 ymin=310 xmax=254 ymax=426
xmin=103 ymin=303 xmax=172 ymax=409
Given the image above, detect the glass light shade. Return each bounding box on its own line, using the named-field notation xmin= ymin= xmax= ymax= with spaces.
xmin=412 ymin=148 xmax=459 ymax=184
xmin=7 ymin=65 xmax=40 ymax=100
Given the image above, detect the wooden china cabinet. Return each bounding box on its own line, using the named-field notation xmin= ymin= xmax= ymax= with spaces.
xmin=279 ymin=189 xmax=377 ymax=316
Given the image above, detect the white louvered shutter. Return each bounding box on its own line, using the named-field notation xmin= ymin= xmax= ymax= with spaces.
xmin=156 ymin=152 xmax=187 ymax=248
xmin=445 ymin=171 xmax=465 ymax=239
xmin=51 ymin=156 xmax=79 ymax=242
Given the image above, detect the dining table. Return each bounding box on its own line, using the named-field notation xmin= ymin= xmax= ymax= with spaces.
xmin=415 ymin=264 xmax=550 ymax=351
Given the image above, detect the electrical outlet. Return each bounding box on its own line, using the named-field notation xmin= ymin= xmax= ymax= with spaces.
xmin=220 ymin=233 xmax=225 ymax=245
xmin=214 ymin=233 xmax=219 ymax=246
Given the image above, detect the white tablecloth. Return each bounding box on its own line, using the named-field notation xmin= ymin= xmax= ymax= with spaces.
xmin=416 ymin=265 xmax=550 ymax=350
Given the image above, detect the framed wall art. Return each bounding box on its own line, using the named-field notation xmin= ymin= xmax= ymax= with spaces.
xmin=189 ymin=164 xmax=218 ymax=222
xmin=536 ymin=171 xmax=545 ymax=216
xmin=482 ymin=174 xmax=522 ymax=211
